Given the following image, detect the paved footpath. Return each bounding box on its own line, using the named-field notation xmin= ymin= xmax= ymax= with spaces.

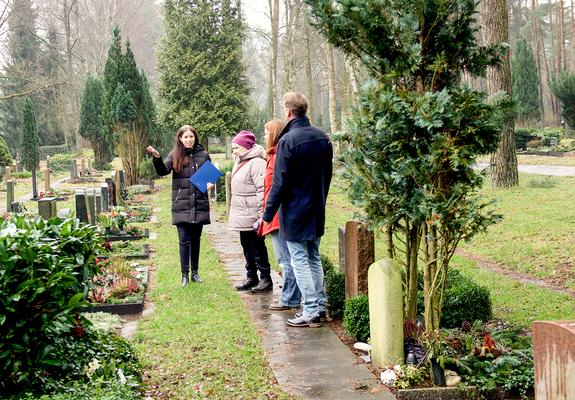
xmin=205 ymin=213 xmax=396 ymax=400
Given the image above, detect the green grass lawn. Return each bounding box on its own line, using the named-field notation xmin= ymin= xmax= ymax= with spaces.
xmin=322 ymin=173 xmax=575 ymax=328
xmin=132 ymin=178 xmax=292 ymax=399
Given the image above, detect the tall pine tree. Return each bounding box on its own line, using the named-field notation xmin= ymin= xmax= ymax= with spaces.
xmin=157 ymin=0 xmax=250 ymax=144
xmin=0 ymin=0 xmax=42 ymax=155
xmin=512 ymin=38 xmax=541 ymax=126
xmin=20 ymin=98 xmax=40 ymax=199
xmin=79 ymin=76 xmax=107 ymax=168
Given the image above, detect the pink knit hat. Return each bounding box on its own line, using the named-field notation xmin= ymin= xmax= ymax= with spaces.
xmin=232 ymin=130 xmax=256 ymax=150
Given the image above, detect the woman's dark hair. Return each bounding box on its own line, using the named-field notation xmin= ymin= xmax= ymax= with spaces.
xmin=172 ymin=125 xmax=199 ymax=173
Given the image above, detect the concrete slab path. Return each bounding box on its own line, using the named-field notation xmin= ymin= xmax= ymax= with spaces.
xmin=205 ymin=213 xmax=395 ymax=400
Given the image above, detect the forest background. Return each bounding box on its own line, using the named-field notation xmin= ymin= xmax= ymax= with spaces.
xmin=0 ymin=0 xmax=572 ymax=169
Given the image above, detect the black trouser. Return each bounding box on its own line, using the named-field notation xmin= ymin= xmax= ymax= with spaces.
xmin=176 ymin=223 xmax=203 ymax=274
xmin=239 ymin=230 xmax=271 ymax=280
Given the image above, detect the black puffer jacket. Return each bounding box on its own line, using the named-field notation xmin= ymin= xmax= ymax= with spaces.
xmin=152 ymin=145 xmax=211 ymax=225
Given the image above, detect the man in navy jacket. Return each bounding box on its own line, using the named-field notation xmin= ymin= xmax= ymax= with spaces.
xmin=262 ymin=92 xmax=333 ymax=327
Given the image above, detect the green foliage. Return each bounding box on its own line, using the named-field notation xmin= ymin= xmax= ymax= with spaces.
xmin=20 ymin=98 xmax=40 ymax=171
xmin=325 ymin=271 xmax=345 ymax=320
xmin=111 ymin=84 xmax=137 ymax=125
xmin=137 ymin=157 xmax=159 ymax=181
xmin=417 ymin=269 xmax=492 ymax=328
xmin=0 ymin=216 xmax=103 ymax=394
xmin=12 ymin=171 xmax=32 ymax=179
xmin=459 ymin=348 xmax=534 ymax=398
xmin=512 ymin=38 xmax=541 ymax=123
xmin=342 ymin=294 xmax=370 ymax=342
xmin=127 ymin=184 xmax=154 ymax=196
xmin=0 ymin=136 xmax=13 ymax=166
xmin=215 ymin=163 xmax=233 ymax=203
xmin=306 ymin=0 xmax=505 ymax=329
xmin=79 ymin=75 xmax=111 ymax=168
xmin=157 ymin=0 xmax=251 ymax=139
xmin=515 ymin=129 xmax=538 ymax=150
xmin=14 ymin=329 xmax=143 ymax=399
xmin=49 ymin=153 xmax=75 ymax=173
xmin=551 ymin=72 xmax=575 ymax=130
xmin=39 ymin=145 xmax=70 ymax=160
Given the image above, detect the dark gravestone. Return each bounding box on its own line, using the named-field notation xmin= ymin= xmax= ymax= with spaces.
xmin=75 ymin=191 xmax=88 ymax=223
xmin=344 ymin=221 xmax=375 ymax=299
xmin=71 ymin=159 xmax=78 ymax=179
xmin=6 ymin=180 xmax=14 ymax=212
xmin=38 ymin=198 xmax=56 ymax=220
xmin=11 ymin=202 xmax=21 ymax=213
xmin=105 ymin=178 xmax=116 ymax=207
xmin=100 ymin=183 xmax=109 ymax=212
xmin=95 ymin=193 xmax=102 ymax=216
xmin=338 ymin=226 xmax=346 ymax=273
xmin=118 ymin=170 xmax=126 ymax=203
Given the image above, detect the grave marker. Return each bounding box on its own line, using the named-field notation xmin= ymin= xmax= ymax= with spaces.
xmin=344 ymin=221 xmax=374 ymax=298
xmin=6 ymin=180 xmax=14 ymax=212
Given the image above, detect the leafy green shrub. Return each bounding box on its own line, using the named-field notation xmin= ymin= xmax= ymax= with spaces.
xmin=417 ymin=268 xmax=492 ymax=329
xmin=343 ymin=294 xmax=370 ymax=342
xmin=325 ymin=271 xmax=345 ymax=320
xmin=49 ymin=153 xmax=75 ymax=173
xmin=0 ymin=136 xmax=13 ymax=166
xmin=209 ymin=144 xmax=227 ymax=154
xmin=138 ymin=157 xmax=158 ymax=181
xmin=98 ymin=162 xmax=112 ymax=171
xmin=526 ymin=139 xmax=541 ymax=149
xmin=16 ymin=329 xmax=143 ymax=399
xmin=215 ymin=163 xmax=233 ymax=203
xmin=127 ymin=184 xmax=153 ymax=196
xmin=39 ymin=144 xmax=70 ymax=160
xmin=12 ymin=171 xmax=32 ymax=179
xmin=320 ymin=253 xmax=335 ymax=276
xmin=0 ymin=216 xmax=103 ymax=394
xmin=515 ymin=129 xmax=538 ymax=150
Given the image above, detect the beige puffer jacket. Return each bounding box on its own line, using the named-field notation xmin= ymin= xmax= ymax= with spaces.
xmin=228 ymin=144 xmax=266 ymax=231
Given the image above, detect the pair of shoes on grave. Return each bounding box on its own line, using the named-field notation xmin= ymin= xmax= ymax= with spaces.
xmin=235 ymin=277 xmax=272 ymax=293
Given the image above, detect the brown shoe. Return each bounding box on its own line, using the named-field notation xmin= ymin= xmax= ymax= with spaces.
xmin=269 ymin=303 xmax=299 ymax=311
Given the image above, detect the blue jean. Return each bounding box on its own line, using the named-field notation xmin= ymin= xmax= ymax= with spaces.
xmin=286 ymin=238 xmax=326 ymax=319
xmin=271 ymin=232 xmax=301 ymax=307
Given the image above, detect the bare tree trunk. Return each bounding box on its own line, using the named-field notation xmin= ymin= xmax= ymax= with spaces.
xmin=531 ymin=0 xmax=546 ymax=127
xmin=303 ymin=10 xmax=314 ymax=123
xmin=558 ymin=0 xmax=566 ymax=72
xmin=481 ymin=0 xmax=518 ymax=188
xmin=269 ymin=0 xmax=279 ymax=117
xmin=569 ymin=0 xmax=575 ymax=71
xmin=325 ymin=41 xmax=340 ymax=133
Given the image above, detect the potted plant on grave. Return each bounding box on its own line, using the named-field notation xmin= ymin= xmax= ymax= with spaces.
xmin=422 ymin=329 xmax=450 ymax=386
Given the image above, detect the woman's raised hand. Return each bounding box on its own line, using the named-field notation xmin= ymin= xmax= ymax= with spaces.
xmin=146 ymin=146 xmax=160 ymax=158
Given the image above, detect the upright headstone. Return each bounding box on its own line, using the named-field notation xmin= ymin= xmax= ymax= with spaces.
xmin=118 ymin=170 xmax=126 ymax=203
xmin=105 ymin=177 xmax=116 ymax=207
xmin=4 ymin=166 xmax=10 ymax=182
xmin=43 ymin=169 xmax=50 ymax=192
xmin=75 ymin=190 xmax=88 ymax=223
xmin=38 ymin=198 xmax=57 ymax=220
xmin=95 ymin=193 xmax=102 ymax=216
xmin=338 ymin=226 xmax=346 ymax=273
xmin=11 ymin=163 xmax=17 ymax=173
xmin=80 ymin=158 xmax=86 ymax=176
xmin=86 ymin=191 xmax=96 ymax=225
xmin=344 ymin=221 xmax=375 ymax=298
xmin=533 ymin=320 xmax=575 ymax=399
xmin=6 ymin=180 xmax=14 ymax=212
xmin=11 ymin=202 xmax=21 ymax=213
xmin=87 ymin=158 xmax=92 ymax=171
xmin=45 ymin=156 xmax=50 ymax=171
xmin=71 ymin=159 xmax=78 ymax=179
xmin=100 ymin=183 xmax=109 ymax=212
xmin=225 ymin=171 xmax=232 ymax=214
xmin=368 ymin=259 xmax=404 ymax=368
xmin=113 ymin=171 xmax=122 ymax=205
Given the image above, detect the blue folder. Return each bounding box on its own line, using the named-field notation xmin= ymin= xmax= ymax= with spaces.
xmin=189 ymin=160 xmax=223 ymax=193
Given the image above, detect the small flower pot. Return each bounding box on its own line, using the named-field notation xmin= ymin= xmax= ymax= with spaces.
xmin=430 ymin=357 xmax=446 ymax=386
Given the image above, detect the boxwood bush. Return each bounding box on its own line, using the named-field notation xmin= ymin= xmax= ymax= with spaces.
xmin=343 ymin=294 xmax=370 ymax=342
xmin=0 ymin=215 xmax=103 ymax=395
xmin=49 ymin=153 xmax=75 ymax=174
xmin=321 ymin=255 xmax=346 ymax=320
xmin=417 ymin=268 xmax=492 ymax=328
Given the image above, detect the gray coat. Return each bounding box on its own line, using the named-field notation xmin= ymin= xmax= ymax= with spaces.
xmin=153 ymin=145 xmax=211 ymax=225
xmin=228 ymin=144 xmax=266 ymax=231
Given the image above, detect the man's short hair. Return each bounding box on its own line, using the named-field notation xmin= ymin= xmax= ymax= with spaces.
xmin=283 ymin=92 xmax=308 ymax=117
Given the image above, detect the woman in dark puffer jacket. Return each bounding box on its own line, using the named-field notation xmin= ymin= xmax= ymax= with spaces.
xmin=146 ymin=125 xmax=211 ymax=287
